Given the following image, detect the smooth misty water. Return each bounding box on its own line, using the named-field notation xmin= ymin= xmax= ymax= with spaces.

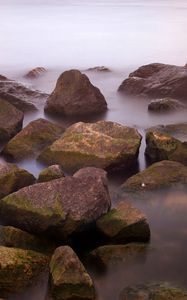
xmin=0 ymin=0 xmax=187 ymax=299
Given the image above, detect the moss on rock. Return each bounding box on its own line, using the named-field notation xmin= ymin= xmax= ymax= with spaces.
xmin=37 ymin=165 xmax=65 ymax=183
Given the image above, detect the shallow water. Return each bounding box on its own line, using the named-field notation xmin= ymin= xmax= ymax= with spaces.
xmin=0 ymin=0 xmax=187 ymax=299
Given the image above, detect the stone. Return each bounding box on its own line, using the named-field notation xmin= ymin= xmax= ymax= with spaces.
xmin=0 ymin=79 xmax=48 ymax=111
xmin=50 ymin=246 xmax=95 ymax=300
xmin=118 ymin=63 xmax=187 ymax=100
xmin=38 ymin=121 xmax=142 ymax=172
xmin=44 ymin=69 xmax=107 ymax=116
xmin=73 ymin=167 xmax=108 ymax=188
xmin=24 ymin=67 xmax=47 ymax=79
xmin=90 ymin=243 xmax=148 ymax=269
xmin=121 ymin=161 xmax=187 ymax=193
xmin=0 ymin=176 xmax=111 ymax=240
xmin=37 ymin=165 xmax=65 ymax=183
xmin=86 ymin=66 xmax=111 ymax=72
xmin=145 ymin=128 xmax=187 ymax=165
xmin=0 ymin=75 xmax=8 ymax=81
xmin=96 ymin=201 xmax=150 ymax=244
xmin=0 ymin=99 xmax=23 ymax=141
xmin=2 ymin=118 xmax=64 ymax=160
xmin=0 ymin=162 xmax=35 ymax=199
xmin=147 ymin=123 xmax=187 ymax=142
xmin=119 ymin=283 xmax=187 ymax=300
xmin=148 ymin=98 xmax=186 ymax=112
xmin=0 ymin=246 xmax=49 ymax=293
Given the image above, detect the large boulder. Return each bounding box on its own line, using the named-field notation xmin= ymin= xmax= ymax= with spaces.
xmin=90 ymin=243 xmax=148 ymax=269
xmin=145 ymin=127 xmax=187 ymax=165
xmin=0 ymin=246 xmax=49 ymax=293
xmin=96 ymin=201 xmax=150 ymax=244
xmin=44 ymin=69 xmax=107 ymax=116
xmin=0 ymin=176 xmax=111 ymax=240
xmin=119 ymin=283 xmax=187 ymax=300
xmin=148 ymin=98 xmax=186 ymax=113
xmin=73 ymin=167 xmax=108 ymax=188
xmin=0 ymin=79 xmax=48 ymax=111
xmin=121 ymin=161 xmax=187 ymax=193
xmin=37 ymin=165 xmax=65 ymax=183
xmin=49 ymin=246 xmax=95 ymax=300
xmin=0 ymin=99 xmax=23 ymax=141
xmin=0 ymin=163 xmax=35 ymax=199
xmin=146 ymin=123 xmax=187 ymax=142
xmin=38 ymin=121 xmax=142 ymax=172
xmin=2 ymin=118 xmax=64 ymax=160
xmin=118 ymin=63 xmax=187 ymax=100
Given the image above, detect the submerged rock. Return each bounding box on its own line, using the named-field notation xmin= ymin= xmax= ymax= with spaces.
xmin=145 ymin=128 xmax=187 ymax=165
xmin=0 ymin=163 xmax=35 ymax=199
xmin=0 ymin=246 xmax=49 ymax=293
xmin=96 ymin=201 xmax=150 ymax=244
xmin=0 ymin=79 xmax=48 ymax=111
xmin=2 ymin=118 xmax=64 ymax=160
xmin=37 ymin=165 xmax=65 ymax=183
xmin=118 ymin=63 xmax=187 ymax=100
xmin=119 ymin=282 xmax=187 ymax=300
xmin=90 ymin=243 xmax=148 ymax=269
xmin=38 ymin=121 xmax=142 ymax=172
xmin=50 ymin=246 xmax=95 ymax=300
xmin=44 ymin=69 xmax=107 ymax=116
xmin=0 ymin=176 xmax=110 ymax=240
xmin=86 ymin=66 xmax=111 ymax=72
xmin=148 ymin=98 xmax=186 ymax=112
xmin=24 ymin=67 xmax=47 ymax=79
xmin=121 ymin=161 xmax=187 ymax=192
xmin=0 ymin=99 xmax=23 ymax=141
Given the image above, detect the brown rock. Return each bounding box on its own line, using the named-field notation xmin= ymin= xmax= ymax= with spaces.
xmin=24 ymin=67 xmax=47 ymax=79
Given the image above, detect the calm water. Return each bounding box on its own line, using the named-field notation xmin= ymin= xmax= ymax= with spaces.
xmin=0 ymin=0 xmax=187 ymax=299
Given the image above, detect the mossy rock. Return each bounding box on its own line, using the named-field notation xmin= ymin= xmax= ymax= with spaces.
xmin=96 ymin=201 xmax=150 ymax=244
xmin=2 ymin=118 xmax=64 ymax=160
xmin=50 ymin=246 xmax=95 ymax=300
xmin=37 ymin=165 xmax=65 ymax=183
xmin=119 ymin=282 xmax=187 ymax=300
xmin=90 ymin=243 xmax=148 ymax=269
xmin=0 ymin=99 xmax=23 ymax=141
xmin=0 ymin=225 xmax=55 ymax=254
xmin=38 ymin=121 xmax=142 ymax=172
xmin=121 ymin=160 xmax=187 ymax=193
xmin=145 ymin=128 xmax=187 ymax=165
xmin=0 ymin=246 xmax=49 ymax=293
xmin=0 ymin=163 xmax=35 ymax=199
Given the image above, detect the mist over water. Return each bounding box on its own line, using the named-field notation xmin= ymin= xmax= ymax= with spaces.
xmin=0 ymin=1 xmax=187 ymax=300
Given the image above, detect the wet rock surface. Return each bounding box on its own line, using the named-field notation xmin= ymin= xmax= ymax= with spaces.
xmin=38 ymin=121 xmax=142 ymax=172
xmin=0 ymin=162 xmax=35 ymax=199
xmin=0 ymin=175 xmax=111 ymax=240
xmin=148 ymin=98 xmax=186 ymax=112
xmin=24 ymin=67 xmax=47 ymax=79
xmin=49 ymin=246 xmax=95 ymax=300
xmin=96 ymin=201 xmax=150 ymax=244
xmin=2 ymin=118 xmax=64 ymax=160
xmin=44 ymin=69 xmax=107 ymax=116
xmin=37 ymin=164 xmax=65 ymax=183
xmin=118 ymin=63 xmax=187 ymax=100
xmin=0 ymin=99 xmax=23 ymax=141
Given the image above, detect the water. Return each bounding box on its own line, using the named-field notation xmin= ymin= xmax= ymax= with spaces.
xmin=0 ymin=0 xmax=187 ymax=299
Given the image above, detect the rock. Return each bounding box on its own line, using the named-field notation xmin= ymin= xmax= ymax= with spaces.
xmin=24 ymin=67 xmax=47 ymax=79
xmin=148 ymin=98 xmax=186 ymax=112
xmin=0 ymin=162 xmax=35 ymax=199
xmin=0 ymin=176 xmax=111 ymax=240
xmin=38 ymin=121 xmax=142 ymax=172
xmin=96 ymin=201 xmax=150 ymax=244
xmin=145 ymin=128 xmax=187 ymax=165
xmin=0 ymin=99 xmax=23 ymax=141
xmin=0 ymin=79 xmax=48 ymax=111
xmin=37 ymin=165 xmax=65 ymax=183
xmin=2 ymin=118 xmax=64 ymax=160
xmin=0 ymin=246 xmax=49 ymax=293
xmin=90 ymin=243 xmax=148 ymax=269
xmin=118 ymin=63 xmax=187 ymax=100
xmin=86 ymin=66 xmax=111 ymax=72
xmin=44 ymin=69 xmax=107 ymax=116
xmin=119 ymin=283 xmax=187 ymax=300
xmin=121 ymin=160 xmax=187 ymax=193
xmin=0 ymin=225 xmax=54 ymax=254
xmin=73 ymin=167 xmax=108 ymax=188
xmin=0 ymin=75 xmax=8 ymax=81
xmin=147 ymin=123 xmax=187 ymax=142
xmin=50 ymin=246 xmax=95 ymax=300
